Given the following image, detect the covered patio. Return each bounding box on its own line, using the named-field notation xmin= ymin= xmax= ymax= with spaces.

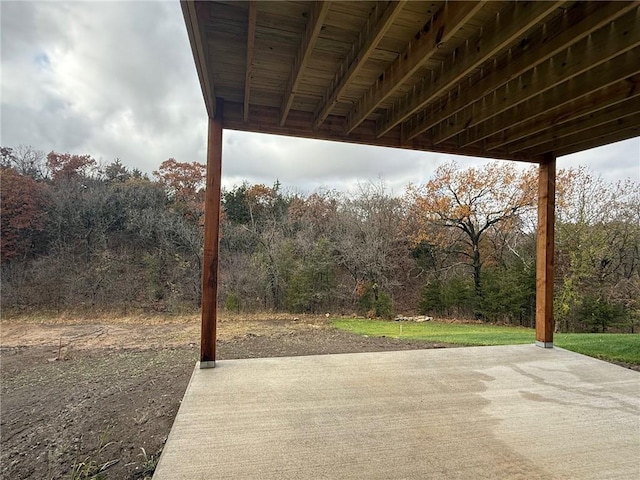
xmin=184 ymin=0 xmax=640 ymax=363
xmin=155 ymin=1 xmax=639 ymax=477
xmin=154 ymin=345 xmax=639 ymax=479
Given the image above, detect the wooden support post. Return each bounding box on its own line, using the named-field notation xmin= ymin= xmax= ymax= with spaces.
xmin=536 ymin=154 xmax=555 ymax=348
xmin=200 ymin=99 xmax=223 ymax=367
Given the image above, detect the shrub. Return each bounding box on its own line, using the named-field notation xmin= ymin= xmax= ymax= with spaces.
xmin=358 ymin=283 xmax=394 ymax=319
xmin=419 ymin=279 xmax=443 ymax=315
xmin=225 ymin=292 xmax=240 ymax=312
xmin=577 ymin=296 xmax=626 ymax=333
xmin=374 ymin=291 xmax=394 ymax=319
xmin=480 ymin=264 xmax=535 ymax=326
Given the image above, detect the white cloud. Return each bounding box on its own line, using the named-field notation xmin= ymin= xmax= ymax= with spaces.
xmin=221 ymin=131 xmax=446 ymax=194
xmin=560 ymin=138 xmax=640 ymax=183
xmin=1 ymin=0 xmax=207 ymax=172
xmin=1 ymin=1 xmax=638 ymax=194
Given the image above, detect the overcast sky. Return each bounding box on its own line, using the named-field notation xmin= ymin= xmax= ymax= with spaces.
xmin=2 ymin=1 xmax=638 ymax=194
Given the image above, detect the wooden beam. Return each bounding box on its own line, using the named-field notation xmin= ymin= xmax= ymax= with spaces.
xmin=313 ymin=0 xmax=405 ymax=129
xmin=280 ymin=1 xmax=331 ymax=127
xmin=345 ymin=1 xmax=485 ymax=134
xmin=243 ymin=1 xmax=257 ymax=122
xmin=181 ymin=0 xmax=216 ymax=118
xmin=551 ymin=121 xmax=640 ymax=158
xmin=451 ymin=46 xmax=640 ymax=150
xmin=526 ymin=111 xmax=640 ymax=157
xmin=485 ymin=76 xmax=640 ymax=151
xmin=404 ymin=1 xmax=636 ymax=142
xmin=220 ymin=100 xmax=532 ymax=162
xmin=536 ymin=154 xmax=555 ymax=348
xmin=506 ymin=95 xmax=640 ymax=155
xmin=200 ymin=100 xmax=224 ymax=368
xmin=433 ymin=6 xmax=640 ymax=146
xmin=380 ymin=0 xmax=565 ymax=139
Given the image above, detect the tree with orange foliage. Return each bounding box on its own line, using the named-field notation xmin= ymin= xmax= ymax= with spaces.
xmin=46 ymin=151 xmax=96 ymax=181
xmin=0 ymin=167 xmax=49 ymax=262
xmin=153 ymin=158 xmax=206 ymax=221
xmin=407 ymin=161 xmax=537 ymax=304
xmin=153 ymin=159 xmax=205 ymax=199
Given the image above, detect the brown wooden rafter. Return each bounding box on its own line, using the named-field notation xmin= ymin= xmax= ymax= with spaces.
xmin=527 ymin=112 xmax=640 ymax=158
xmin=280 ymin=1 xmax=331 ymax=127
xmin=183 ymin=0 xmax=640 ymax=162
xmin=553 ymin=125 xmax=640 ymax=157
xmin=452 ymin=46 xmax=640 ymax=150
xmin=432 ymin=6 xmax=640 ymax=148
xmin=378 ymin=0 xmax=565 ymax=139
xmin=457 ymin=65 xmax=640 ymax=155
xmin=313 ymin=0 xmax=406 ymax=129
xmin=500 ymin=91 xmax=640 ymax=154
xmin=345 ymin=1 xmax=485 ymax=134
xmin=243 ymin=1 xmax=257 ymax=122
xmin=403 ymin=1 xmax=637 ymax=143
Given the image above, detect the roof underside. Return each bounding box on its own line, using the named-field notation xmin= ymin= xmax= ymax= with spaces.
xmin=182 ymin=0 xmax=640 ymax=162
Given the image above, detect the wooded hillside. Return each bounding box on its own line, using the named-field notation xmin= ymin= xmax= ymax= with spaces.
xmin=1 ymin=145 xmax=638 ymax=333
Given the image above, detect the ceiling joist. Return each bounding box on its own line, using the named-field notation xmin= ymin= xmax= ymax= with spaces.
xmin=452 ymin=48 xmax=640 ymax=150
xmin=313 ymin=0 xmax=406 ymax=129
xmin=549 ymin=114 xmax=640 ymax=157
xmin=345 ymin=1 xmax=485 ymax=134
xmin=403 ymin=1 xmax=637 ymax=143
xmin=514 ymin=95 xmax=640 ymax=155
xmin=243 ymin=1 xmax=257 ymax=122
xmin=433 ymin=6 xmax=640 ymax=147
xmin=379 ymin=0 xmax=565 ymax=139
xmin=554 ymin=124 xmax=640 ymax=157
xmin=184 ymin=1 xmax=640 ymax=161
xmin=486 ymin=76 xmax=640 ymax=152
xmin=280 ymin=1 xmax=331 ymax=127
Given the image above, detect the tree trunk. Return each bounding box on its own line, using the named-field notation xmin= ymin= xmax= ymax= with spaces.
xmin=472 ymin=243 xmax=482 ymax=300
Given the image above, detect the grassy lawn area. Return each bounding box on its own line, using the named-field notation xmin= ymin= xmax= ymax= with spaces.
xmin=333 ymin=319 xmax=640 ymax=365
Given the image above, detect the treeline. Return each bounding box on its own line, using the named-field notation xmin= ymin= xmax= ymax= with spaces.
xmin=1 ymin=145 xmax=638 ymax=333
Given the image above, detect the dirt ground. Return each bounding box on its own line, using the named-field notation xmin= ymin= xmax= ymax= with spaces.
xmin=0 ymin=314 xmax=452 ymax=480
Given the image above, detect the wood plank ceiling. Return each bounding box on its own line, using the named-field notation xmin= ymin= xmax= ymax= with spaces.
xmin=182 ymin=1 xmax=640 ymax=162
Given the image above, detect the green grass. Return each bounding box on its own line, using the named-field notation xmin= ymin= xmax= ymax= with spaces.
xmin=332 ymin=319 xmax=640 ymax=364
xmin=552 ymin=333 xmax=640 ymax=364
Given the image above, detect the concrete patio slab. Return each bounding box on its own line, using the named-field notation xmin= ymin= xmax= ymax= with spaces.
xmin=154 ymin=345 xmax=639 ymax=479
